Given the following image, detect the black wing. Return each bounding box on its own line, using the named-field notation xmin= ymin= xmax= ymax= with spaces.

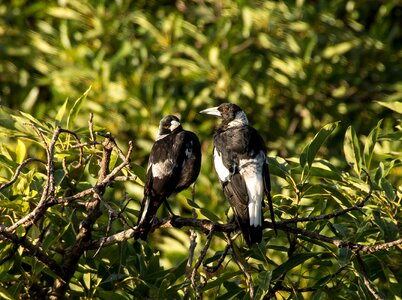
xmin=214 ymin=126 xmax=267 ymax=245
xmin=174 ymin=131 xmax=201 ymax=193
xmin=136 ymin=130 xmax=201 ymax=240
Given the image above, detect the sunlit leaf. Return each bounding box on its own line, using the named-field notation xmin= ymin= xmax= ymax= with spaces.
xmin=300 ymin=122 xmax=339 ymax=168
xmin=16 ymin=140 xmax=26 ymax=164
xmin=55 ymin=98 xmax=69 ymax=125
xmin=0 ymin=287 xmax=14 ymax=300
xmin=344 ymin=126 xmax=362 ymax=175
xmin=83 ymin=272 xmax=91 ymax=291
xmin=376 ymin=101 xmax=402 ymax=114
xmin=67 ymin=86 xmax=91 ymax=129
xmin=131 ymin=163 xmax=146 ymax=183
xmin=46 ymin=6 xmax=84 ymax=21
xmin=323 ymin=40 xmax=359 ymax=59
xmin=363 ymin=120 xmax=382 ymax=170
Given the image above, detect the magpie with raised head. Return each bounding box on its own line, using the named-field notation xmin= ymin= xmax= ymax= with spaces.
xmin=135 ymin=115 xmax=201 ymax=240
xmin=200 ymin=103 xmax=276 ymax=245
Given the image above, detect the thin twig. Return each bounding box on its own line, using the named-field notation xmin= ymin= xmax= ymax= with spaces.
xmin=60 ymin=128 xmax=84 ymax=168
xmin=226 ymin=233 xmax=254 ymax=300
xmin=0 ymin=158 xmax=46 ymax=191
xmin=0 ymin=230 xmax=63 ymax=274
xmin=280 ymin=172 xmax=372 ymax=225
xmin=88 ymin=113 xmax=96 ymax=147
xmin=93 ymin=194 xmax=119 ymax=258
xmin=204 ymin=244 xmax=230 ymax=273
xmin=82 ymin=215 xmax=402 ymax=254
xmin=184 ymin=209 xmax=198 ymax=300
xmin=4 ymin=125 xmax=63 ymax=233
xmin=191 ymin=228 xmax=214 ymax=299
xmin=355 ymin=252 xmax=384 ymax=300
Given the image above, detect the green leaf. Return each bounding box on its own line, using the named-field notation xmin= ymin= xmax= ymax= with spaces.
xmin=310 ymin=165 xmax=342 ymax=181
xmin=0 ymin=286 xmax=14 ymax=300
xmin=200 ymin=208 xmax=221 ymax=222
xmin=186 ymin=198 xmax=200 ymax=209
xmin=380 ymin=130 xmax=402 ymax=141
xmin=15 ymin=140 xmax=26 ymax=164
xmin=158 ymin=278 xmax=169 ymax=300
xmin=96 ymin=291 xmax=129 ymax=300
xmin=300 ymin=122 xmax=338 ymax=168
xmin=322 ymin=40 xmax=358 ymax=59
xmin=272 ymin=252 xmax=320 ymax=280
xmin=257 ymin=270 xmax=272 ymax=292
xmin=131 ymin=163 xmax=146 ymax=183
xmin=323 ymin=186 xmax=353 ymax=208
xmin=267 ymin=156 xmax=290 ymax=180
xmin=380 ymin=178 xmax=395 ymax=202
xmin=373 ymin=211 xmax=398 ymax=242
xmin=344 ymin=126 xmax=361 ymax=175
xmin=88 ymin=156 xmax=100 ymax=178
xmin=216 ymin=284 xmax=243 ymax=300
xmin=67 ymin=86 xmax=91 ymax=129
xmin=83 ymin=272 xmax=91 ymax=290
xmin=376 ymin=101 xmax=402 ymax=114
xmin=19 ymin=111 xmax=51 ymax=133
xmin=55 ymin=97 xmax=69 ymax=125
xmin=46 ymin=6 xmax=84 ymax=21
xmin=363 ymin=120 xmax=382 ymax=170
xmin=201 ymin=271 xmax=242 ymax=291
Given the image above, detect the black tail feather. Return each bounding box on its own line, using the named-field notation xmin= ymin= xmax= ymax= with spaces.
xmin=241 ymin=225 xmax=262 ymax=246
xmin=135 ymin=195 xmax=164 ymax=240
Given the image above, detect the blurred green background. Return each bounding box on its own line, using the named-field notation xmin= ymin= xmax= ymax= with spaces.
xmin=2 ymin=0 xmax=401 ymax=197
xmin=1 ymin=0 xmax=401 ymax=298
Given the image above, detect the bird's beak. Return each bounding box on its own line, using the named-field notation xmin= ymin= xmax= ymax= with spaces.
xmin=199 ymin=106 xmax=221 ymax=117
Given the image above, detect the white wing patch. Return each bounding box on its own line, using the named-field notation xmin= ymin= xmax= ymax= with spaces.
xmin=151 ymin=159 xmax=175 ymax=178
xmin=239 ymin=151 xmax=265 ymax=227
xmin=138 ymin=196 xmax=150 ymax=224
xmin=213 ymin=148 xmax=231 ymax=182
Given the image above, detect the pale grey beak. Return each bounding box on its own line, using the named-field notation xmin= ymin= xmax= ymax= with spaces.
xmin=199 ymin=106 xmax=221 ymax=117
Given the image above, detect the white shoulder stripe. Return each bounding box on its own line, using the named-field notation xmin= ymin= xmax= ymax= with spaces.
xmin=213 ymin=148 xmax=231 ymax=182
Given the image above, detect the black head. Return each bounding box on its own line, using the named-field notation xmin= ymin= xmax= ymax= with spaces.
xmin=200 ymin=103 xmax=248 ymax=127
xmin=158 ymin=115 xmax=182 ymax=136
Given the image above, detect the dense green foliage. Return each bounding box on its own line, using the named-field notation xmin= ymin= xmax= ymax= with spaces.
xmin=0 ymin=0 xmax=401 ymax=299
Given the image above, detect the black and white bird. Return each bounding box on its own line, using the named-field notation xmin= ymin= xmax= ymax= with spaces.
xmin=200 ymin=103 xmax=276 ymax=245
xmin=135 ymin=115 xmax=201 ymax=240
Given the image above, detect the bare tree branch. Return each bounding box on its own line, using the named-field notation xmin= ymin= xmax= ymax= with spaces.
xmin=355 ymin=252 xmax=384 ymax=300
xmin=0 ymin=157 xmax=46 ymax=190
xmin=226 ymin=233 xmax=254 ymax=299
xmin=191 ymin=227 xmax=214 ymax=300
xmin=184 ymin=209 xmax=199 ymax=300
xmin=0 ymin=230 xmax=63 ymax=275
xmin=0 ymin=120 xmax=399 ymax=300
xmin=50 ymin=136 xmax=115 ymax=299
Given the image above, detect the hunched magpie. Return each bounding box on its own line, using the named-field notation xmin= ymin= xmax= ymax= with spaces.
xmin=135 ymin=115 xmax=201 ymax=240
xmin=200 ymin=103 xmax=276 ymax=245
